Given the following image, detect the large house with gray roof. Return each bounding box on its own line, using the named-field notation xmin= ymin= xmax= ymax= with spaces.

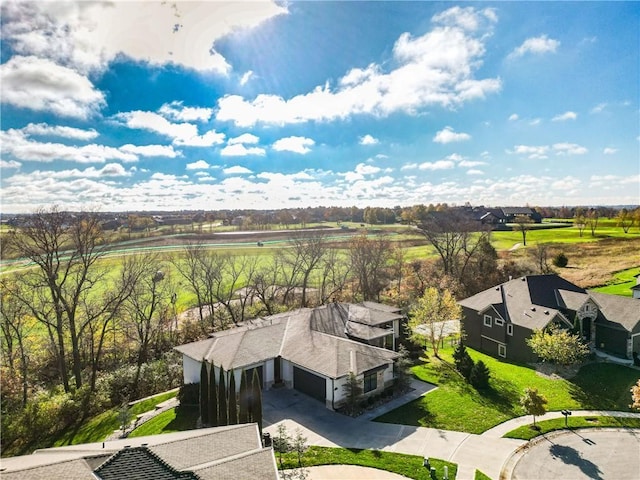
xmin=459 ymin=274 xmax=640 ymax=363
xmin=175 ymin=302 xmax=402 ymax=409
xmin=0 ymin=423 xmax=277 ymax=480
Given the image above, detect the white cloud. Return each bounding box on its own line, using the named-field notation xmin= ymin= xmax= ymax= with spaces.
xmin=433 ymin=126 xmax=471 ymax=144
xmin=0 ymin=56 xmax=105 ymax=119
xmin=553 ymin=143 xmax=588 ymax=155
xmin=508 ymin=113 xmax=519 ymax=121
xmin=552 ymin=111 xmax=577 ymax=122
xmin=228 ymin=133 xmax=260 ymax=145
xmin=603 ymin=147 xmax=618 ymax=155
xmin=220 ymin=144 xmax=266 ymax=157
xmin=344 ymin=162 xmax=383 ymax=181
xmin=401 ymin=163 xmax=418 ymax=171
xmin=590 ymin=103 xmax=608 ymax=114
xmin=509 ymin=34 xmax=560 ymax=58
xmin=120 ymin=144 xmax=180 ymax=158
xmin=272 ymin=136 xmax=315 ymax=154
xmin=459 ymin=160 xmax=486 ymax=168
xmin=158 ymin=101 xmax=213 ymax=122
xmin=0 ymin=160 xmax=22 ymax=169
xmin=240 ymin=70 xmax=254 ymax=86
xmin=115 ymin=111 xmax=225 ymax=146
xmin=466 ymin=169 xmax=484 ymax=175
xmin=223 ymin=165 xmax=253 ymax=175
xmin=186 ymin=160 xmax=211 ymax=170
xmin=216 ymin=6 xmax=501 ymax=126
xmin=359 ymin=134 xmax=379 ymax=145
xmin=0 ymin=1 xmax=288 ymax=74
xmin=0 ymin=128 xmax=138 ymax=163
xmin=22 ymin=123 xmax=99 ymax=140
xmin=529 ymin=118 xmax=541 ymax=126
xmin=419 ymin=160 xmax=456 ymax=170
xmin=509 ymin=145 xmax=549 ymax=159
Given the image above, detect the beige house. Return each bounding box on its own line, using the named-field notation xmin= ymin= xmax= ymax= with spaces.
xmin=175 ymin=302 xmax=402 ymax=409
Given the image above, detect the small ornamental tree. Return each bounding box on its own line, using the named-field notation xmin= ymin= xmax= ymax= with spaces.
xmin=228 ymin=370 xmax=237 ymax=425
xmin=218 ymin=367 xmax=228 ymax=426
xmin=469 ymin=360 xmax=490 ymax=390
xmin=527 ymin=324 xmax=589 ymax=365
xmin=208 ymin=363 xmax=218 ymax=427
xmin=292 ymin=428 xmax=308 ymax=468
xmin=631 ymin=379 xmax=640 ymax=410
xmin=520 ymin=387 xmax=547 ymax=427
xmin=273 ymin=423 xmax=291 ymax=469
xmin=342 ymin=372 xmax=363 ymax=416
xmin=552 ymin=252 xmax=568 ymax=268
xmin=394 ymin=344 xmax=413 ymax=393
xmin=199 ymin=361 xmax=209 ymax=426
xmin=453 ymin=342 xmax=475 ymax=380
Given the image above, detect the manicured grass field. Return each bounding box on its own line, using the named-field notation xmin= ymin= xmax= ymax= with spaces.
xmin=278 ymin=446 xmax=457 ymax=480
xmin=503 ymin=416 xmax=640 ymax=440
xmin=54 ymin=390 xmax=178 ymax=447
xmin=591 ymin=266 xmax=640 ymax=296
xmin=374 ymin=346 xmax=639 ymax=434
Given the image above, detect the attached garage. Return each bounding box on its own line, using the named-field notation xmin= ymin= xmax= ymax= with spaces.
xmin=595 ymin=325 xmax=628 ymax=358
xmin=293 ymin=366 xmax=326 ymax=403
xmin=244 ymin=366 xmax=264 ymax=388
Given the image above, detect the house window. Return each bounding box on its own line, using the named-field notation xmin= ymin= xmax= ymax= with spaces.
xmin=363 ymin=371 xmax=377 ymax=393
xmin=483 ymin=315 xmax=492 ymax=327
xmin=498 ymin=344 xmax=506 ymax=358
xmin=495 ymin=318 xmax=504 ymax=326
xmin=507 ymin=324 xmax=513 ymax=336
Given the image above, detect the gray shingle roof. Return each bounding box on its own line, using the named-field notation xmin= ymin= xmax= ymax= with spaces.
xmin=1 ymin=458 xmax=97 ymax=480
xmin=176 ymin=303 xmax=400 ymax=379
xmin=588 ymin=291 xmax=640 ymax=333
xmin=194 ymin=448 xmax=278 ymax=480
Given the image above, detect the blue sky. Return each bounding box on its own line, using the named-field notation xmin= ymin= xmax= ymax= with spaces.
xmin=1 ymin=1 xmax=638 ymax=213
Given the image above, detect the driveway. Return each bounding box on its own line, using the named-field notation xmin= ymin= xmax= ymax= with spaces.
xmin=262 ymin=381 xmax=525 ymax=480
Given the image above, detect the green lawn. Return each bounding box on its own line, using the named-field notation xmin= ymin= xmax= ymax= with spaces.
xmin=128 ymin=406 xmax=199 ymax=438
xmin=278 ymin=446 xmax=457 ymax=480
xmin=54 ymin=390 xmax=178 ymax=447
xmin=591 ymin=266 xmax=640 ymax=296
xmin=374 ymin=347 xmax=638 ymax=434
xmin=503 ymin=416 xmax=640 ymax=440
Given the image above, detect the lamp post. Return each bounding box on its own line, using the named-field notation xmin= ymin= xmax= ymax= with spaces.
xmin=561 ymin=409 xmax=572 ymax=427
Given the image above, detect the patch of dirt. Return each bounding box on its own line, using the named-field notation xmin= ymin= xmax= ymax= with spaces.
xmin=530 ymin=362 xmax=581 ymax=380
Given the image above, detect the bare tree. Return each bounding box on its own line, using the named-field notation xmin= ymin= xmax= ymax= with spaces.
xmin=530 ymin=243 xmax=554 ymax=275
xmin=513 ymin=215 xmax=534 ymax=246
xmin=347 ymin=234 xmax=394 ymax=302
xmin=585 ymin=209 xmax=600 ymax=237
xmin=283 ymin=231 xmax=329 ymax=307
xmin=6 ymin=208 xmax=110 ymax=391
xmin=416 ymin=209 xmax=489 ymax=283
xmin=616 ymin=208 xmax=634 ymax=234
xmin=317 ymin=248 xmax=350 ymax=304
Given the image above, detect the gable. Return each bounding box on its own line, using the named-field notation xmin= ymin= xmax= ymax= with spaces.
xmin=589 ymin=291 xmax=640 ymax=333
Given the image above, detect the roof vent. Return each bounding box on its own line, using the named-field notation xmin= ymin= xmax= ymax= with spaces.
xmin=544 ymin=310 xmax=549 ymax=315
xmin=531 ymin=307 xmax=536 ymax=312
xmin=521 ymin=277 xmax=526 ymax=281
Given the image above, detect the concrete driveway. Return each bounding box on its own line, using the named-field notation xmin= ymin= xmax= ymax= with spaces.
xmin=262 ymin=381 xmax=525 ymax=480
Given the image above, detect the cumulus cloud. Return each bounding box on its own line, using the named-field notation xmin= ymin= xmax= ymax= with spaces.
xmin=120 ymin=144 xmax=180 ymax=158
xmin=0 ymin=56 xmax=105 ymax=119
xmin=433 ymin=127 xmax=471 ymax=144
xmin=359 ymin=134 xmax=379 ymax=145
xmin=22 ymin=123 xmax=99 ymax=140
xmin=508 ymin=113 xmax=519 ymax=121
xmin=509 ymin=35 xmax=560 ymax=58
xmin=419 ymin=160 xmax=456 ymax=170
xmin=223 ymin=165 xmax=253 ymax=175
xmin=228 ymin=133 xmax=260 ymax=145
xmin=508 ymin=145 xmax=549 ymax=159
xmin=216 ymin=6 xmax=500 ymax=126
xmin=186 ymin=160 xmax=211 ymax=170
xmin=552 ymin=111 xmax=577 ymax=122
xmin=0 ymin=159 xmax=22 ymax=169
xmin=0 ymin=1 xmax=288 ymax=74
xmin=553 ymin=143 xmax=588 ymax=155
xmin=272 ymin=136 xmax=315 ymax=154
xmin=344 ymin=162 xmax=382 ymax=181
xmin=603 ymin=147 xmax=618 ymax=155
xmin=220 ymin=144 xmax=266 ymax=156
xmin=158 ymin=101 xmax=213 ymax=122
xmin=240 ymin=70 xmax=254 ymax=86
xmin=115 ymin=111 xmax=225 ymax=147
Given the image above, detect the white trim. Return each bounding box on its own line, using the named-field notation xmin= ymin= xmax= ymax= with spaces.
xmin=507 ymin=324 xmax=513 ymax=336
xmin=481 ymin=335 xmax=506 ymax=346
xmin=495 ymin=318 xmax=504 ymax=326
xmin=483 ymin=314 xmax=492 ymax=327
xmin=498 ymin=344 xmax=507 ymax=358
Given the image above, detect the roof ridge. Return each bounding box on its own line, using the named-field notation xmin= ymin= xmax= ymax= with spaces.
xmin=188 ymin=446 xmax=272 ymax=471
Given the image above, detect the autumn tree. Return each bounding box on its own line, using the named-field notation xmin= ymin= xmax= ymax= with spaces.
xmin=631 ymin=379 xmax=640 ymax=410
xmin=409 ymin=287 xmax=461 ymax=359
xmin=520 ymin=387 xmax=547 ymax=427
xmin=283 ymin=231 xmax=329 ymax=307
xmin=526 ymin=324 xmax=589 ymax=365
